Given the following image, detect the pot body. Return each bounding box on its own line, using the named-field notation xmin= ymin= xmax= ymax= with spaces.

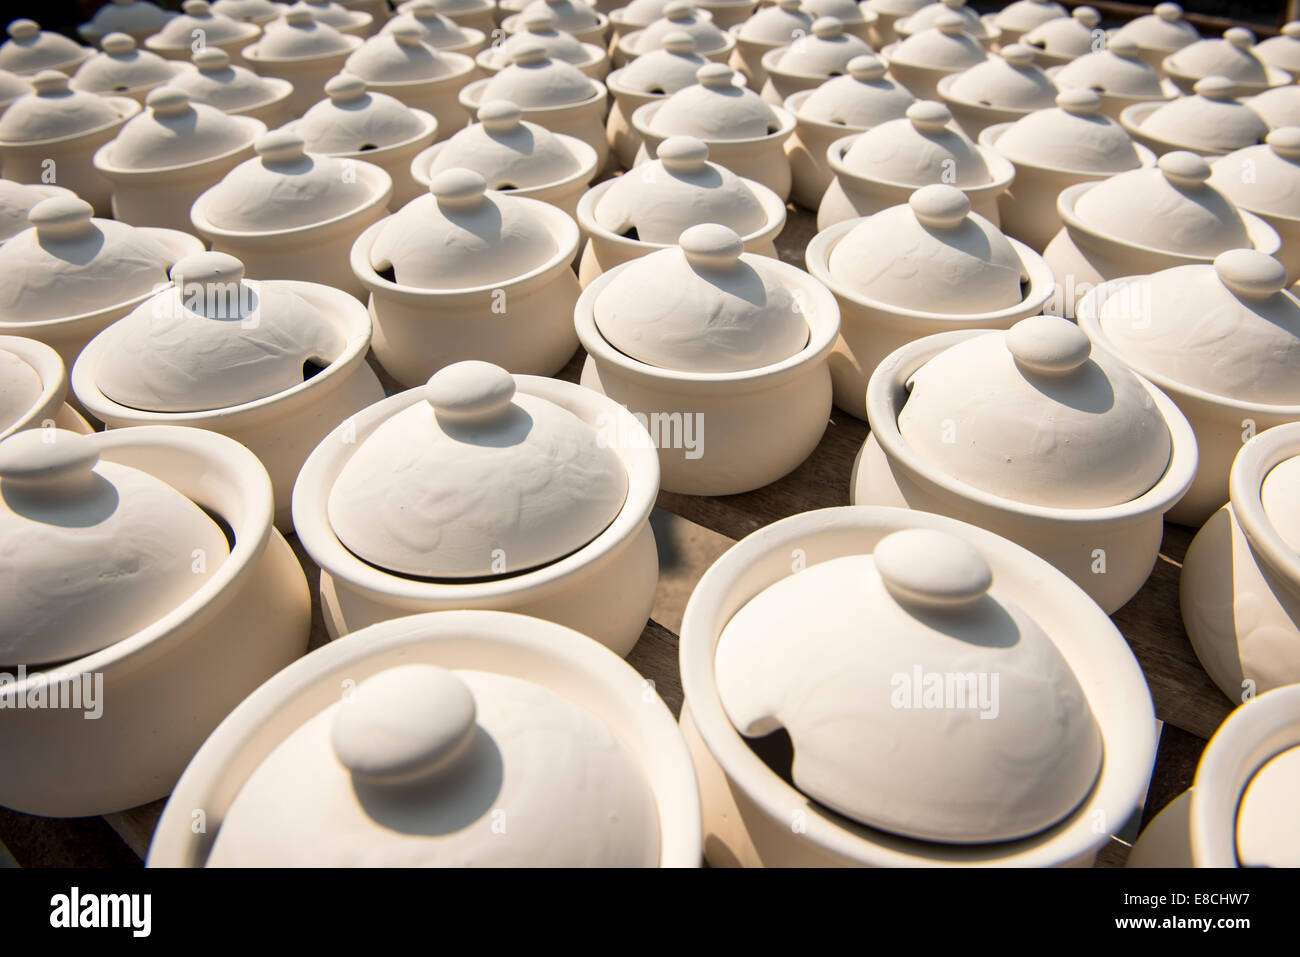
xmin=464 ymin=81 xmax=611 ymax=171
xmin=817 ymin=167 xmax=1006 ymax=231
xmin=606 ymin=83 xmax=657 ymax=171
xmin=244 ymin=49 xmax=355 ymax=118
xmin=633 ymin=106 xmax=795 ymax=201
xmin=884 ymin=60 xmax=954 ymax=102
xmin=0 ymin=111 xmax=136 ymax=216
xmin=411 ymin=138 xmax=597 ymax=219
xmin=223 ymin=79 xmax=296 ymax=127
xmin=786 ymin=101 xmax=862 ymax=212
xmin=99 ymin=143 xmax=257 ymax=231
xmin=993 ymin=162 xmax=1112 ymax=254
xmin=366 ymin=72 xmax=473 ymax=142
xmin=699 ymin=0 xmax=759 ymax=32
xmin=729 ymin=35 xmax=781 ymax=87
xmin=758 ymin=67 xmax=822 ymax=107
xmin=1125 ymin=790 xmax=1196 ymax=867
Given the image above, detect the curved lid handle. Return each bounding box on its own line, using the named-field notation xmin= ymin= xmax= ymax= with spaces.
xmin=696 ymin=62 xmax=736 ymax=88
xmin=510 ymin=39 xmax=549 ymax=66
xmin=1006 ymin=314 xmax=1092 ymax=375
xmin=146 ymin=85 xmax=193 ymax=117
xmin=7 ymin=20 xmax=41 ymax=41
xmin=31 ymin=70 xmax=71 ymax=96
xmin=1214 ymin=248 xmax=1287 ymax=299
xmin=478 ymin=99 xmax=523 ymax=132
xmin=1194 ymin=74 xmax=1239 ymax=101
xmin=907 ymin=99 xmax=953 ymax=133
xmin=284 ymin=6 xmax=316 ymax=26
xmin=664 ymin=0 xmax=695 ymax=22
xmin=662 ymin=30 xmax=697 ymax=55
xmin=183 ymin=0 xmax=213 ymax=15
xmin=390 ymin=22 xmax=424 ymax=46
xmin=324 ymin=72 xmax=368 ymax=102
xmin=847 ymin=54 xmax=886 ymax=81
xmin=1158 ymin=149 xmax=1211 ymax=187
xmin=811 ymin=16 xmax=843 ymax=40
xmin=1268 ymin=125 xmax=1300 ymax=161
xmin=193 ymin=47 xmax=231 ymax=70
xmin=256 ymin=129 xmax=308 ymax=164
xmin=330 ymin=665 xmax=478 ymax=786
xmin=169 ymin=251 xmax=246 ymax=316
xmin=679 ymin=222 xmax=744 ymax=269
xmin=430 ymin=167 xmax=488 ymax=208
xmin=1057 ymin=87 xmax=1102 ymax=115
xmin=0 ymin=428 xmax=100 ymax=496
xmin=1000 ymin=43 xmax=1037 ymax=68
xmin=28 ymin=195 xmax=95 ymax=241
xmin=1155 ymin=2 xmax=1184 ymax=21
xmin=658 ymin=134 xmax=710 ymax=172
xmin=101 ymin=33 xmax=136 ymax=56
xmin=1224 ymin=26 xmax=1256 ymax=49
xmin=875 ymin=528 xmax=992 ymax=611
xmin=522 ymin=8 xmax=557 ymax=30
xmin=909 ymin=183 xmax=970 ymax=229
xmin=424 ymin=359 xmax=517 ymax=423
xmin=1073 ymin=6 xmax=1100 ymax=27
xmin=935 ymin=13 xmax=967 ymax=37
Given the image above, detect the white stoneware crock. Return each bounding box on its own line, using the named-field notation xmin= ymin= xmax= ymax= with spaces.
xmin=343 ymin=23 xmax=477 ymax=136
xmin=479 ymin=8 xmax=608 ymax=77
xmin=616 ymin=1 xmax=733 ymax=68
xmin=170 ymin=47 xmax=294 ymax=126
xmin=70 ymin=33 xmax=192 ymax=104
xmin=383 ymin=1 xmax=486 ymax=54
xmin=80 ymin=0 xmax=180 ymax=47
xmin=213 ymin=0 xmax=289 ymax=26
xmin=1107 ymin=2 xmax=1197 ymax=71
xmin=1120 ymin=76 xmax=1269 ymax=158
xmin=990 ymin=0 xmax=1066 ymax=47
xmin=758 ymin=17 xmax=873 ymax=106
xmin=0 ymin=335 xmax=92 ymax=439
xmin=802 ymin=0 xmax=877 ymax=44
xmin=239 ymin=6 xmax=363 ymax=116
xmin=144 ymin=0 xmax=262 ymax=62
xmin=1049 ymin=36 xmax=1175 ymax=121
xmin=0 ymin=20 xmax=94 ymax=77
xmin=1162 ymin=27 xmax=1291 ymax=97
xmin=604 ymin=30 xmax=708 ymax=169
xmin=894 ymin=0 xmax=999 ymax=48
xmin=727 ymin=0 xmax=811 ymax=87
xmin=401 ymin=0 xmax=495 ymax=35
xmin=935 ymin=43 xmax=1056 ymax=141
xmin=502 ymin=0 xmax=611 ymax=46
xmin=0 ymin=178 xmax=74 ymax=244
xmin=863 ymin=0 xmax=927 ymax=48
xmin=1255 ymin=21 xmax=1300 ymax=76
xmin=1209 ymin=128 xmax=1300 ymax=284
xmin=882 ymin=13 xmax=987 ymax=101
xmin=1021 ymin=6 xmax=1101 ymax=69
xmin=291 ymin=0 xmax=375 ymax=37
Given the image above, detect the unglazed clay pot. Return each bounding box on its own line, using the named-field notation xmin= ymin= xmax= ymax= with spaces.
xmin=1210 ymin=129 xmax=1300 ymax=284
xmin=1049 ymin=37 xmax=1175 ymax=121
xmin=680 ymin=505 xmax=1157 ymax=866
xmin=399 ymin=0 xmax=495 ymax=36
xmin=170 ymin=47 xmax=294 ymax=126
xmin=728 ymin=0 xmax=811 ymax=87
xmin=695 ymin=0 xmax=758 ymax=34
xmin=290 ymin=0 xmax=375 ymax=37
xmin=0 ymin=178 xmax=75 ymax=244
xmin=862 ymin=0 xmax=928 ymax=48
xmin=807 ymin=184 xmax=1055 ymax=418
xmin=459 ymin=43 xmax=610 ymax=170
xmin=852 ymin=314 xmax=1197 ymax=613
xmin=479 ymin=8 xmax=608 ymax=78
xmin=577 ymin=223 xmax=838 ymax=495
xmin=0 ymin=71 xmax=141 ymax=216
xmin=212 ymin=0 xmax=289 ymax=26
xmin=894 ymin=0 xmax=1000 ymax=49
xmin=1255 ymin=22 xmax=1300 ymax=77
xmin=1107 ymin=2 xmax=1197 ymax=71
xmin=292 ymin=360 xmax=661 ymax=655
xmin=936 ymin=43 xmax=1056 ymax=141
xmin=0 ymin=425 xmax=310 ymax=817
xmin=0 ymin=20 xmax=94 ymax=77
xmin=502 ymin=0 xmax=611 ymax=46
xmin=0 ymin=196 xmax=202 ymax=370
xmin=1077 ymin=250 xmax=1300 ymax=526
xmin=343 ymin=24 xmax=477 ymax=136
xmin=785 ymin=55 xmax=915 ymax=209
xmin=1246 ymin=84 xmax=1300 ymax=129
xmin=352 ymin=169 xmax=580 ymax=383
xmin=1043 ymin=151 xmax=1280 ymax=318
xmin=80 ymin=0 xmax=180 ymax=47
xmin=93 ymin=86 xmax=264 ymax=230
xmin=288 ymin=74 xmax=438 ymax=207
xmin=1127 ymin=684 xmax=1300 ymax=867
xmin=1021 ymin=6 xmax=1101 ymax=69
xmin=758 ymin=17 xmax=873 ymax=106
xmin=631 ymin=63 xmax=795 ymax=200
xmin=411 ymin=100 xmax=597 ymax=218
xmin=148 ymin=610 xmax=701 ymax=867
xmin=72 ymin=251 xmax=385 ymax=531
xmin=882 ymin=14 xmax=987 ymax=101
xmin=1163 ymin=27 xmax=1291 ymax=97
xmin=1120 ymin=77 xmax=1268 ymax=158
xmin=990 ymin=0 xmax=1066 ymax=48
xmin=240 ymin=6 xmax=363 ymax=117
xmin=802 ymin=0 xmax=877 ymax=45
xmin=980 ymin=89 xmax=1155 ymax=253
xmin=0 ymin=335 xmax=92 ymax=439
xmin=616 ymin=1 xmax=734 ymax=68
xmin=817 ymin=100 xmax=1013 ymax=230
xmin=144 ymin=1 xmax=262 ymax=62
xmin=577 ymin=135 xmax=785 ymax=286
xmin=604 ymin=31 xmax=708 ymax=169
xmin=70 ymin=33 xmax=192 ymax=105
xmin=382 ymin=1 xmax=487 ymax=54
xmin=191 ymin=130 xmax=393 ymax=299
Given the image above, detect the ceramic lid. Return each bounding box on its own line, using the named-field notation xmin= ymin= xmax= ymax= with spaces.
xmin=840 ymin=100 xmax=992 ymax=187
xmin=648 ymin=63 xmax=780 ymax=139
xmin=900 ymin=314 xmax=1172 ymax=508
xmin=206 ymin=663 xmax=660 ymax=866
xmin=713 ymin=525 xmax=1103 ymax=843
xmin=0 ymin=180 xmax=74 ymax=244
xmin=82 ymin=0 xmax=179 ymax=39
xmin=0 ymin=427 xmax=229 ymax=665
xmin=368 ymin=168 xmax=558 ymax=288
xmin=864 ymin=0 xmax=929 ymax=17
xmin=0 ymin=197 xmax=176 ymax=321
xmin=591 ymin=136 xmax=768 ymax=243
xmin=593 ymin=224 xmax=807 ymax=373
xmin=426 ymin=100 xmax=581 ymax=188
xmin=1022 ymin=6 xmax=1099 ymax=59
xmin=1135 ymin=76 xmax=1268 ymax=154
xmin=1236 ymin=744 xmax=1300 ymax=867
xmin=1211 ymin=127 xmax=1300 ymax=220
xmin=1053 ymin=37 xmax=1165 ymax=98
xmin=993 ymin=0 xmax=1067 ymax=33
xmin=1109 ymin=2 xmax=1197 ymax=54
xmin=804 ymin=0 xmax=871 ymax=26
xmin=478 ymin=43 xmax=599 ymax=108
xmin=614 ymin=32 xmax=707 ymax=94
xmin=769 ymin=17 xmax=872 ymax=77
xmin=512 ymin=0 xmax=602 ymax=33
xmin=0 ymin=20 xmax=90 ymax=75
xmin=103 ymin=86 xmax=260 ymax=170
xmin=1255 ymin=22 xmax=1300 ymax=74
xmin=1164 ymin=28 xmax=1276 ymax=88
xmin=293 ymin=75 xmax=428 ymax=152
xmin=94 ymin=252 xmax=346 ymax=412
xmin=798 ymin=55 xmax=916 ymax=127
xmin=827 ymin=185 xmax=1024 ymax=313
xmin=294 ymin=0 xmax=368 ymax=30
xmin=198 ymin=130 xmax=380 ymax=231
xmin=1261 ymin=453 xmax=1300 ymax=554
xmin=899 ymin=0 xmax=993 ymax=41
xmin=944 ymin=43 xmax=1056 ymax=111
xmin=0 ymin=69 xmax=31 ymax=106
xmin=1072 ymin=151 xmax=1253 ymax=256
xmin=248 ymin=6 xmax=354 ymax=58
xmin=1096 ymin=250 xmax=1300 ymax=405
xmin=630 ymin=2 xmax=729 ymax=56
xmin=992 ymin=89 xmax=1141 ymax=173
xmin=345 ymin=24 xmax=461 ymax=82
xmin=888 ymin=13 xmax=987 ymax=72
xmin=328 ymin=360 xmax=627 ymax=578
xmin=212 ymin=0 xmax=287 ymax=21
xmin=615 ymin=0 xmax=675 ymax=29
xmin=171 ymin=48 xmax=283 ymax=112
xmin=1245 ymin=84 xmax=1300 ymax=129
xmin=148 ymin=1 xmax=258 ymax=48
xmin=490 ymin=9 xmax=590 ymax=67
xmin=70 ymin=33 xmax=181 ymax=95
xmin=737 ymin=0 xmax=811 ymax=45
xmin=384 ymin=1 xmax=473 ymax=48
xmin=0 ymin=71 xmax=132 ymax=144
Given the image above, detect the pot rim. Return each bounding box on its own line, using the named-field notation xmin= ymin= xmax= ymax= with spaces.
xmin=979 ymin=119 xmax=1159 ymax=179
xmin=630 ymin=98 xmax=797 ymax=148
xmin=146 ymin=21 xmax=262 ymax=54
xmin=458 ymin=73 xmax=608 ymax=115
xmin=409 ymin=127 xmax=598 ymax=198
xmin=239 ymin=32 xmax=362 ymax=63
xmin=759 ymin=43 xmax=864 ymax=85
xmin=289 ymin=106 xmax=438 ymax=164
xmin=500 ymin=10 xmax=610 ymax=35
xmin=0 ymin=94 xmax=140 ymax=150
xmin=68 ymin=59 xmax=194 ymax=99
xmin=210 ymin=75 xmax=295 ymax=117
xmin=347 ymin=48 xmax=477 ymax=90
xmin=618 ymin=26 xmax=735 ymax=61
xmin=90 ymin=112 xmax=264 ymax=178
xmin=1229 ymin=422 xmax=1300 ymax=595
xmin=935 ymin=69 xmax=1049 ymax=120
xmin=1160 ymin=54 xmax=1292 ymax=94
xmin=825 ymin=130 xmax=1016 ymax=198
xmin=1117 ymin=99 xmax=1245 ymax=158
xmin=0 ymin=333 xmax=67 ymax=440
xmin=6 ymin=48 xmax=96 ymax=77
xmin=476 ymin=39 xmax=607 ymax=73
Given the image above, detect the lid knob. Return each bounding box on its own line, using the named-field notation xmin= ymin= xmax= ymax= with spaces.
xmin=1213 ymin=249 xmax=1287 ymax=299
xmin=522 ymin=9 xmax=557 ymax=30
xmin=935 ymin=13 xmax=967 ymax=37
xmin=1074 ymin=6 xmax=1100 ymax=27
xmin=1194 ymin=74 xmax=1238 ymax=101
xmin=1158 ymin=149 xmax=1212 ymax=187
xmin=847 ymin=54 xmax=886 ymax=81
xmin=1155 ymin=3 xmax=1183 ymax=22
xmin=101 ymin=33 xmax=136 ymax=56
xmin=1267 ymin=125 xmax=1300 ymax=161
xmin=1225 ymin=26 xmax=1255 ymax=50
xmin=284 ymin=6 xmax=315 ymax=26
xmin=391 ymin=23 xmax=424 ymax=46
xmin=7 ymin=20 xmax=40 ymax=41
xmin=411 ymin=0 xmax=438 ymax=16
xmin=1108 ymin=36 xmax=1141 ymax=60
xmin=696 ymin=62 xmax=736 ymax=88
xmin=511 ymin=40 xmax=549 ymax=66
xmin=146 ymin=85 xmax=192 ymax=116
xmin=812 ymin=16 xmax=843 ymax=40
xmin=657 ymin=134 xmax=710 ymax=172
xmin=31 ymin=70 xmax=70 ymax=96
xmin=170 ymin=251 xmax=246 ymax=316
xmin=777 ymin=0 xmax=801 ymax=11
xmin=256 ymin=129 xmax=307 ymax=164
xmin=0 ymin=428 xmax=100 ymax=495
xmin=1000 ymin=44 xmax=1037 ymax=68
xmin=1057 ymin=87 xmax=1102 ymax=115
xmin=325 ymin=72 xmax=368 ymax=102
xmin=193 ymin=47 xmax=230 ymax=70
xmin=874 ymin=528 xmax=992 ymax=611
xmin=680 ymin=223 xmax=744 ymax=269
xmin=479 ymin=99 xmax=523 ymax=132
xmin=909 ymin=184 xmax=970 ymax=229
xmin=430 ymin=167 xmax=487 ymax=207
xmin=664 ymin=1 xmax=695 ymax=22
xmin=183 ymin=0 xmax=212 ymax=15
xmin=662 ymin=30 xmax=697 ymax=56
xmin=1284 ymin=21 xmax=1300 ymax=39
xmin=330 ymin=666 xmax=478 ymax=786
xmin=425 ymin=360 xmax=517 ymax=422
xmin=1007 ymin=314 xmax=1092 ymax=375
xmin=28 ymin=196 xmax=95 ymax=241
xmin=907 ymin=99 xmax=952 ymax=133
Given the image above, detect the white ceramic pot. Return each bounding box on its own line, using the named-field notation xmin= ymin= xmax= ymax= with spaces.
xmin=680 ymin=505 xmax=1158 ymax=866
xmin=802 ymin=0 xmax=877 ymax=44
xmin=1120 ymin=77 xmax=1269 ymax=159
xmin=291 ymin=362 xmax=661 ymax=656
xmin=727 ymin=0 xmax=811 ymax=87
xmin=1049 ymin=37 xmax=1176 ymax=121
xmin=0 ymin=424 xmax=310 ymax=817
xmin=603 ymin=32 xmax=709 ymax=169
xmin=894 ymin=0 xmax=1000 ymax=49
xmin=147 ymin=610 xmax=700 ymax=866
xmin=1162 ymin=27 xmax=1291 ymax=97
xmin=169 ymin=46 xmax=295 ymax=126
xmin=989 ymin=0 xmax=1066 ymax=48
xmin=0 ymin=335 xmax=92 ymax=439
xmin=1255 ymin=21 xmax=1300 ymax=77
xmin=144 ymin=0 xmax=262 ymax=62
xmin=294 ymin=0 xmax=376 ymax=36
xmin=1021 ymin=6 xmax=1101 ymax=69
xmin=191 ymin=130 xmax=393 ymax=300
xmin=0 ymin=178 xmax=75 ymax=244
xmin=383 ymin=1 xmax=487 ymax=54
xmin=343 ymin=24 xmax=477 ymax=138
xmin=80 ymin=0 xmax=181 ymax=47
xmin=615 ymin=1 xmax=734 ymax=68
xmin=852 ymin=316 xmax=1198 ymax=613
xmin=0 ymin=20 xmax=94 ymax=77
xmin=697 ymin=0 xmax=758 ymax=33
xmin=862 ymin=0 xmax=928 ymax=48
xmin=881 ymin=14 xmax=988 ymax=101
xmin=479 ymin=8 xmax=608 ymax=77
xmin=239 ymin=7 xmax=363 ymax=117
xmin=400 ymin=0 xmax=496 ymax=35
xmin=935 ymin=43 xmax=1057 ymax=141
xmin=1106 ymin=2 xmax=1198 ymax=72
xmin=757 ymin=17 xmax=873 ymax=106
xmin=212 ymin=0 xmax=289 ymax=26
xmin=502 ymin=0 xmax=610 ymax=46
xmin=69 ymin=33 xmax=193 ymax=105
xmin=1210 ymin=129 xmax=1300 ymax=284
xmin=1246 ymin=84 xmax=1300 ymax=129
